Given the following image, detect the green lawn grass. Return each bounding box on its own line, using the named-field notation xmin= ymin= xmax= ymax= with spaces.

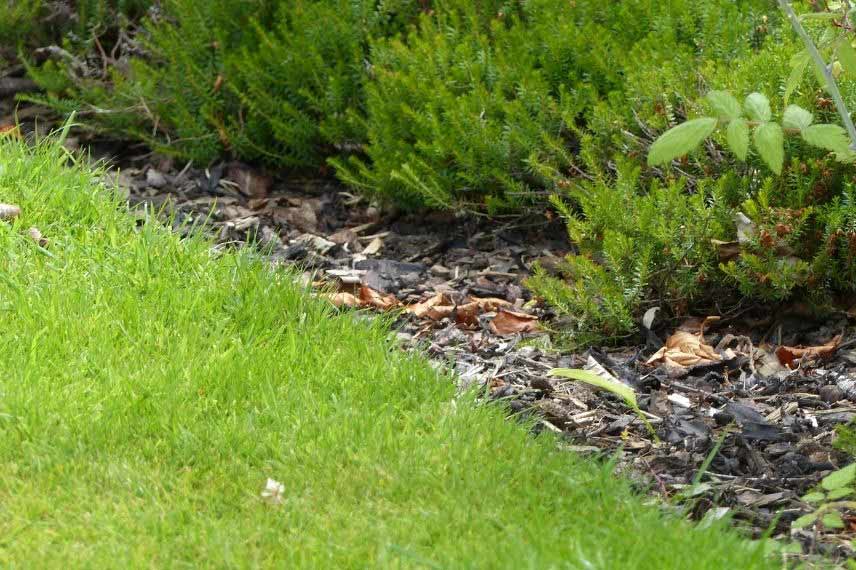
xmin=0 ymin=137 xmax=776 ymax=569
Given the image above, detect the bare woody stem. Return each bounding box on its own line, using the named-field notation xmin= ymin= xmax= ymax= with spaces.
xmin=778 ymin=0 xmax=856 ymax=150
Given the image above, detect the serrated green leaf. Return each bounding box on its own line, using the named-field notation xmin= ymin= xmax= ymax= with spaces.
xmin=822 ymin=463 xmax=856 ymax=490
xmin=782 ymin=105 xmax=813 ymax=131
xmin=792 ymin=512 xmax=818 ymax=529
xmin=706 ymin=91 xmax=741 ymax=120
xmin=828 ymin=487 xmax=854 ymax=500
xmin=647 ymin=118 xmax=718 ymax=166
xmin=726 ymin=118 xmax=749 ymax=160
xmin=785 ymin=52 xmax=810 ymax=105
xmin=802 ymin=124 xmax=852 ymax=154
xmin=840 ymin=40 xmax=856 ymax=76
xmin=745 ymin=93 xmax=771 ymax=122
xmin=801 ymin=491 xmax=826 ymax=503
xmin=753 ymin=122 xmax=784 ymax=174
xmin=823 ymin=512 xmax=845 ymax=529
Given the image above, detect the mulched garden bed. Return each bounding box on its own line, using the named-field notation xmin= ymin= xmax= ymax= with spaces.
xmin=107 ymin=152 xmax=856 ymax=563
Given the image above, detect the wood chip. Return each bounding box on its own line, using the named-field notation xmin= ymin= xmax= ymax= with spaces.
xmin=362 ymin=236 xmax=383 ymax=255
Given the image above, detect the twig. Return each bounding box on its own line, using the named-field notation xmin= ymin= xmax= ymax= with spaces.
xmin=778 ymin=0 xmax=856 ymax=150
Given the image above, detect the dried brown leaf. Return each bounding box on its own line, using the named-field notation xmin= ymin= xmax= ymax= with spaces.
xmin=489 ymin=309 xmax=539 ymax=335
xmin=330 ymin=292 xmax=359 ymax=308
xmin=776 ymin=334 xmax=842 ymax=369
xmin=466 ymin=296 xmax=511 ymax=312
xmin=454 ymin=301 xmax=480 ymax=328
xmin=358 ymin=285 xmax=399 ymax=310
xmin=406 ymin=293 xmax=453 ymax=320
xmin=227 ymin=163 xmax=271 ymax=198
xmin=646 ymin=329 xmax=721 ymax=369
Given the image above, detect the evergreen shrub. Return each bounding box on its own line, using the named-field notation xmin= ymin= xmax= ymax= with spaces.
xmin=22 ymin=1 xmax=484 ymax=167
xmin=333 ymin=0 xmax=777 ymax=209
xmin=525 ymin=2 xmax=856 ymax=343
xmin=20 ymin=0 xmax=775 ymax=207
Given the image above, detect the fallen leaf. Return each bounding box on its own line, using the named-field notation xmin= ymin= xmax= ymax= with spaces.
xmin=646 ymin=328 xmax=721 ymax=369
xmin=776 ymin=334 xmax=842 ymax=369
xmin=407 ymin=292 xmax=455 ymax=320
xmin=0 ymin=124 xmax=21 ymax=139
xmin=362 ymin=236 xmax=383 ymax=255
xmin=489 ymin=308 xmax=539 ymax=335
xmin=711 ymin=239 xmax=741 ymax=262
xmin=260 ymin=478 xmax=285 ymax=505
xmin=27 ymin=226 xmax=48 ymax=247
xmin=358 ymin=285 xmax=399 ymax=310
xmin=330 ymin=291 xmax=359 ymax=307
xmin=0 ymin=203 xmax=21 ymax=221
xmin=227 ymin=162 xmax=271 ymax=198
xmin=328 ymin=228 xmax=359 ymax=246
xmin=454 ymin=301 xmax=481 ymax=328
xmin=467 ymin=296 xmax=511 ymax=312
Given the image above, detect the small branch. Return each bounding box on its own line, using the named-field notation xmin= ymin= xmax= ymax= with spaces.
xmin=779 ymin=0 xmax=856 ymax=150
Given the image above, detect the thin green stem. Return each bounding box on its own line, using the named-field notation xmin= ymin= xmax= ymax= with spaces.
xmin=778 ymin=0 xmax=856 ymax=150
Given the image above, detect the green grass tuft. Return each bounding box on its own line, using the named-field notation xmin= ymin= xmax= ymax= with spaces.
xmin=0 ymin=138 xmax=776 ymax=568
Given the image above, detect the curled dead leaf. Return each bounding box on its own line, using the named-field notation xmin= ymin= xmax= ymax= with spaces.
xmin=327 ymin=286 xmax=399 ymax=310
xmin=0 ymin=203 xmax=21 ymax=221
xmin=362 ymin=236 xmax=383 ymax=255
xmin=489 ymin=308 xmax=539 ymax=335
xmin=227 ymin=163 xmax=271 ymax=198
xmin=0 ymin=124 xmax=21 ymax=139
xmin=407 ymin=292 xmax=455 ymax=320
xmin=455 ymin=301 xmax=480 ymax=328
xmin=330 ymin=291 xmax=359 ymax=308
xmin=646 ymin=326 xmax=721 ymax=370
xmin=357 ymin=285 xmax=399 ymax=310
xmin=467 ymin=296 xmax=511 ymax=312
xmin=776 ymin=334 xmax=842 ymax=369
xmin=711 ymin=239 xmax=741 ymax=263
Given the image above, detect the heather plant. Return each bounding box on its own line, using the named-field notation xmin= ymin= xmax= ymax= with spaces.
xmin=526 ymin=0 xmax=856 ymax=342
xmin=21 ymin=1 xmax=509 ymax=168
xmin=25 ymin=0 xmax=268 ymax=161
xmin=0 ymin=0 xmax=45 ymax=45
xmin=224 ymin=0 xmax=426 ymax=168
xmin=1 ymin=1 xmax=152 ymax=50
xmin=17 ymin=0 xmax=776 ymax=208
xmin=526 ymin=162 xmax=736 ymax=344
xmin=334 ymin=0 xmax=776 ymax=210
